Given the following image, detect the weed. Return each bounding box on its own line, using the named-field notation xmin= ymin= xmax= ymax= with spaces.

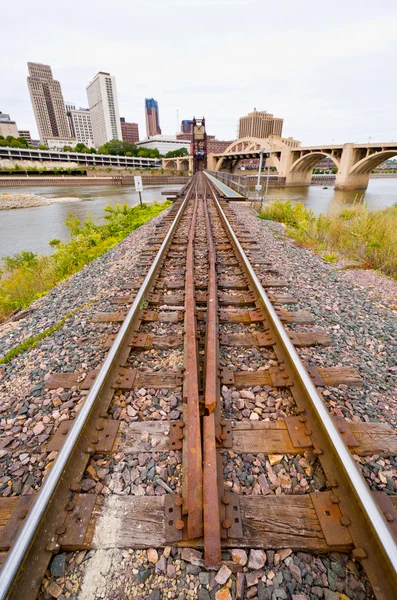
xmin=0 ymin=201 xmax=170 ymax=319
xmin=0 ymin=306 xmax=83 ymax=363
xmin=322 ymin=252 xmax=339 ymax=263
xmin=258 ymin=201 xmax=397 ymax=279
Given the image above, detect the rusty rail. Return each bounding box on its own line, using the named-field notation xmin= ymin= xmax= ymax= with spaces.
xmin=202 ymin=178 xmax=222 ymax=565
xmin=184 ymin=182 xmax=203 ymax=539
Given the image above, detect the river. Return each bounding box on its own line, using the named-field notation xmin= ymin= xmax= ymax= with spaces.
xmin=0 ymin=184 xmax=182 ymax=259
xmin=0 ymin=178 xmax=396 ymax=259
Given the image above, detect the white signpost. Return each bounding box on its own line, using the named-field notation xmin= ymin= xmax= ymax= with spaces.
xmin=134 ymin=176 xmax=143 ymax=207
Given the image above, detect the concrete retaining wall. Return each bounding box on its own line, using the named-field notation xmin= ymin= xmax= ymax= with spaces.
xmin=0 ymin=175 xmax=190 ymax=188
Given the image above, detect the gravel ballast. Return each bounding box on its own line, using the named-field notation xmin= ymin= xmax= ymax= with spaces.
xmin=1 ymin=197 xmax=395 ymax=599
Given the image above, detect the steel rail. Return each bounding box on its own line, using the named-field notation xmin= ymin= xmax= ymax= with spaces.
xmin=202 ymin=178 xmax=222 ymax=565
xmin=205 ymin=173 xmax=397 ymax=597
xmin=184 ymin=183 xmax=203 ymax=539
xmin=0 ymin=189 xmax=194 ymax=600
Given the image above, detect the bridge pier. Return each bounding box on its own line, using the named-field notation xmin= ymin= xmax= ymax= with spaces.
xmin=278 ymin=148 xmax=312 ymax=187
xmin=334 ymin=144 xmax=370 ymax=190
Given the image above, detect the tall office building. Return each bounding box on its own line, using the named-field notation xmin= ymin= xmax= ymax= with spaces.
xmin=86 ymin=72 xmax=122 ymax=148
xmin=238 ymin=109 xmax=283 ymax=139
xmin=120 ymin=118 xmax=139 ymax=143
xmin=69 ymin=108 xmax=94 ymax=147
xmin=18 ymin=130 xmax=32 ymax=145
xmin=145 ymin=98 xmax=161 ymax=137
xmin=181 ymin=119 xmax=193 ymax=135
xmin=27 ymin=62 xmax=72 ymax=144
xmin=0 ymin=112 xmax=19 ymax=138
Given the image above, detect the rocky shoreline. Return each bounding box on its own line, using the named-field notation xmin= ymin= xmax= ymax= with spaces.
xmin=0 ymin=192 xmax=50 ymax=209
xmin=0 ymin=192 xmax=81 ymax=210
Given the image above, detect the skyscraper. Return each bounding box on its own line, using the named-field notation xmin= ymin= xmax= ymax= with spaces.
xmin=86 ymin=72 xmax=122 ymax=148
xmin=69 ymin=108 xmax=94 ymax=147
xmin=238 ymin=109 xmax=283 ymax=139
xmin=145 ymin=98 xmax=161 ymax=137
xmin=120 ymin=118 xmax=139 ymax=143
xmin=27 ymin=62 xmax=72 ymax=144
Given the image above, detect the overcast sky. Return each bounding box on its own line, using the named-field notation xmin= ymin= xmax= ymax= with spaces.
xmin=2 ymin=0 xmax=396 ymax=145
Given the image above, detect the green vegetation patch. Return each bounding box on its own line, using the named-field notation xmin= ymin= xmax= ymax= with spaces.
xmin=258 ymin=200 xmax=397 ymax=279
xmin=0 ymin=306 xmax=83 ymax=364
xmin=0 ymin=201 xmax=170 ymax=320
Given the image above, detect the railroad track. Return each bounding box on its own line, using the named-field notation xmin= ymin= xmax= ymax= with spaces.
xmin=0 ymin=172 xmax=396 ymax=599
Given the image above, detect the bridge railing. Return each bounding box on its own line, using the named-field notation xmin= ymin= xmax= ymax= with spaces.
xmin=206 ymin=171 xmax=249 ymax=195
xmin=206 ymin=170 xmax=286 ymax=194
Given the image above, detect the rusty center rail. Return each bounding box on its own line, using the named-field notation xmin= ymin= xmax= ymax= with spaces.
xmin=185 ymin=182 xmax=203 ymax=539
xmin=202 ymin=175 xmax=222 ymax=565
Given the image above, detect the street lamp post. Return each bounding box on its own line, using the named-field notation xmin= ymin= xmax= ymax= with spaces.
xmin=255 ymin=149 xmax=264 ymax=204
xmin=263 ymin=137 xmax=273 ymax=208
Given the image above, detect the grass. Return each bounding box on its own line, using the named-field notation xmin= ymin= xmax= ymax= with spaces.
xmin=0 ymin=306 xmax=84 ymax=364
xmin=258 ymin=199 xmax=397 ymax=279
xmin=322 ymin=252 xmax=339 ymax=263
xmin=0 ymin=201 xmax=170 ymax=320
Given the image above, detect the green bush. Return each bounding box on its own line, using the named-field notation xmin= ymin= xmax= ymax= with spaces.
xmin=258 ymin=200 xmax=397 ymax=278
xmin=0 ymin=201 xmax=170 ymax=319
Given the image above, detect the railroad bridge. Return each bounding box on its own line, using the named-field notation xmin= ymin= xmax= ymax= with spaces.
xmin=207 ymin=137 xmax=397 ymax=190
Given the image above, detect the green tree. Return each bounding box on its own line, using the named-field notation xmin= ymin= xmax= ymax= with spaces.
xmin=165 ymin=147 xmax=188 ymax=158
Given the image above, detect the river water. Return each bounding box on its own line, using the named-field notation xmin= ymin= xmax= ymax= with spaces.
xmin=0 ymin=178 xmax=396 ymax=259
xmin=0 ymin=184 xmax=182 ymax=259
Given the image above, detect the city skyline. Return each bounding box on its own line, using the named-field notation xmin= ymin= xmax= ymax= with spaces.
xmin=1 ymin=0 xmax=397 ymax=146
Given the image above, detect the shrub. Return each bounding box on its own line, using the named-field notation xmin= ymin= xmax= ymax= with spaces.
xmin=258 ymin=200 xmax=397 ymax=278
xmin=0 ymin=201 xmax=171 ymax=320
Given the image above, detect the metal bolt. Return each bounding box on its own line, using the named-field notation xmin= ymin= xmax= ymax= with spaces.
xmin=299 ymin=416 xmax=307 ymax=423
xmin=305 ymin=429 xmax=313 ymax=436
xmin=331 ymin=495 xmax=340 ymax=504
xmin=340 ymin=517 xmax=351 ymax=527
xmin=221 ymin=496 xmax=231 ymax=505
xmin=56 ymin=524 xmax=66 ymax=535
xmin=175 ymin=520 xmax=184 ymax=530
xmin=222 ymin=519 xmax=232 ymax=529
xmin=385 ymin=513 xmax=395 ymax=522
xmin=175 ymin=496 xmax=183 ymax=506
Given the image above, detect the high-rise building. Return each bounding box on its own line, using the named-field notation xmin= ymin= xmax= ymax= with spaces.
xmin=86 ymin=72 xmax=122 ymax=148
xmin=18 ymin=130 xmax=32 ymax=145
xmin=65 ymin=101 xmax=76 ymax=113
xmin=238 ymin=109 xmax=283 ymax=139
xmin=0 ymin=112 xmax=19 ymax=138
xmin=27 ymin=62 xmax=72 ymax=144
xmin=69 ymin=108 xmax=94 ymax=147
xmin=120 ymin=117 xmax=139 ymax=143
xmin=145 ymin=98 xmax=161 ymax=137
xmin=181 ymin=119 xmax=193 ymax=134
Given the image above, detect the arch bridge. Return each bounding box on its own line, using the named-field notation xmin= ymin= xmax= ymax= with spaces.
xmin=162 ymin=156 xmax=193 ymax=173
xmin=207 ymin=138 xmax=397 ymax=190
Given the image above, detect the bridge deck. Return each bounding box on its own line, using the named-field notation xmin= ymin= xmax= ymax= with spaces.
xmin=204 ymin=172 xmax=244 ymax=199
